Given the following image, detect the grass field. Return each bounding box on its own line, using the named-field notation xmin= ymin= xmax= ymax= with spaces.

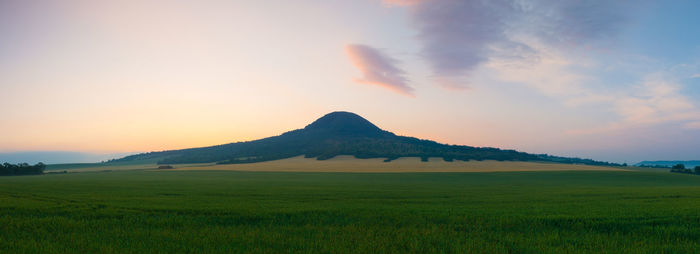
xmin=1 ymin=168 xmax=699 ymax=253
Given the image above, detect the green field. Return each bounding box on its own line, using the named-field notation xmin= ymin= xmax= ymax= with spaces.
xmin=1 ymin=169 xmax=699 ymax=253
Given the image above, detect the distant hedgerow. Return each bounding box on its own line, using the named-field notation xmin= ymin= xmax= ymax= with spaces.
xmin=0 ymin=162 xmax=46 ymax=176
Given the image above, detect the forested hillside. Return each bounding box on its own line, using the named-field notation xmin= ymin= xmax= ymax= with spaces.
xmin=113 ymin=112 xmax=620 ymax=166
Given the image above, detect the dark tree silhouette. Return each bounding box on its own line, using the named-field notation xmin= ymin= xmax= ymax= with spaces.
xmin=0 ymin=162 xmax=46 ymax=176
xmin=672 ymin=164 xmax=686 ymax=170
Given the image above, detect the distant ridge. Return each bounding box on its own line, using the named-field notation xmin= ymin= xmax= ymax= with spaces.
xmin=0 ymin=151 xmax=135 ymax=164
xmin=113 ymin=111 xmax=620 ymax=166
xmin=636 ymin=160 xmax=700 ymax=168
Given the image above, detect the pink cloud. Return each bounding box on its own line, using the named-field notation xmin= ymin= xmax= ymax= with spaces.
xmin=382 ymin=0 xmax=430 ymax=6
xmin=345 ymin=44 xmax=413 ymax=96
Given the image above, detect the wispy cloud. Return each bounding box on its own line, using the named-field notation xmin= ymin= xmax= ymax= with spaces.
xmin=568 ymin=75 xmax=700 ymax=134
xmin=615 ymin=78 xmax=695 ymax=124
xmin=380 ymin=0 xmax=698 ymax=135
xmin=382 ymin=0 xmax=429 ymax=6
xmin=345 ymin=44 xmax=413 ymax=96
xmin=383 ymin=0 xmax=631 ymax=89
xmin=685 ymin=121 xmax=700 ymax=129
xmin=388 ymin=0 xmax=512 ymax=88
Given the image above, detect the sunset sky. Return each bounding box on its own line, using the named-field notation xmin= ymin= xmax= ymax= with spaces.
xmin=1 ymin=0 xmax=699 ymax=163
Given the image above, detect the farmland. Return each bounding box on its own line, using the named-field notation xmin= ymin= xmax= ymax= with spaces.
xmin=1 ymin=167 xmax=699 ymax=253
xmin=47 ymin=156 xmax=625 ymax=173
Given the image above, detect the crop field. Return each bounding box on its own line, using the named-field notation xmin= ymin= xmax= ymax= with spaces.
xmin=1 ymin=169 xmax=699 ymax=253
xmin=47 ymin=156 xmax=626 ymax=173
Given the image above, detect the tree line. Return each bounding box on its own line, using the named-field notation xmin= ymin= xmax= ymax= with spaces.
xmin=0 ymin=162 xmax=46 ymax=176
xmin=670 ymin=164 xmax=700 ymax=175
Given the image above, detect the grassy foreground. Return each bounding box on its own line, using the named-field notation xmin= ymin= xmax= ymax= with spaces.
xmin=1 ymin=170 xmax=699 ymax=253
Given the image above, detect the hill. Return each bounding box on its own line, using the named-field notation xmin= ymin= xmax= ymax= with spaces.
xmin=112 ymin=111 xmax=620 ymax=166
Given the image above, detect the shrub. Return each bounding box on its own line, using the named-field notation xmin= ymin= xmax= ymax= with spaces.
xmin=672 ymin=164 xmax=686 ymax=170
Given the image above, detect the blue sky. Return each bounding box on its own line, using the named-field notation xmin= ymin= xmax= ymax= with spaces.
xmin=0 ymin=0 xmax=698 ymax=163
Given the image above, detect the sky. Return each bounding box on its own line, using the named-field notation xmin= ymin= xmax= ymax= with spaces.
xmin=1 ymin=0 xmax=699 ymax=163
